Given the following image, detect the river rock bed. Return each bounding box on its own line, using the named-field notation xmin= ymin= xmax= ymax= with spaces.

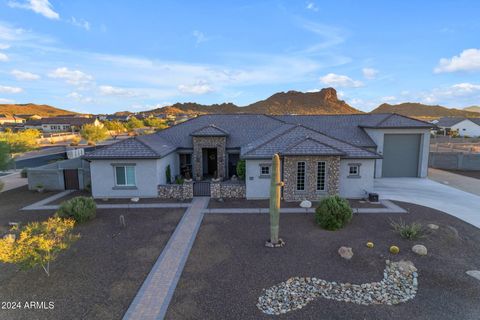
xmin=257 ymin=260 xmax=418 ymax=315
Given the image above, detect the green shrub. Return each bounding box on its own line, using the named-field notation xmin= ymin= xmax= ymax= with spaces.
xmin=315 ymin=195 xmax=353 ymax=230
xmin=236 ymin=160 xmax=246 ymax=179
xmin=57 ymin=196 xmax=96 ymax=223
xmin=390 ymin=218 xmax=424 ymax=240
xmin=166 ymin=165 xmax=171 ymax=184
xmin=20 ymin=168 xmax=28 ymax=178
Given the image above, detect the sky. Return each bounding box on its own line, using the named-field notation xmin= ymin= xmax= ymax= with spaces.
xmin=0 ymin=0 xmax=479 ymax=114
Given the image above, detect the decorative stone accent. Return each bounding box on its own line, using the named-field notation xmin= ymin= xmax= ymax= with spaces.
xmin=283 ymin=156 xmax=340 ymax=201
xmin=411 ymin=244 xmax=427 ymax=256
xmin=265 ymin=238 xmax=285 ymax=248
xmin=338 ymin=246 xmax=354 ymax=260
xmin=210 ymin=180 xmax=246 ymax=199
xmin=158 ymin=181 xmax=193 ymax=200
xmin=192 ymin=136 xmax=226 ymax=180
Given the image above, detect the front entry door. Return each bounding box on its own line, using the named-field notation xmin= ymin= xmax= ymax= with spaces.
xmin=206 ymin=148 xmax=217 ymax=177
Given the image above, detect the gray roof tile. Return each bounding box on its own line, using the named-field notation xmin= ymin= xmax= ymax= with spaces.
xmin=191 ymin=124 xmax=229 ymax=136
xmin=283 ymin=138 xmax=345 ymax=156
xmin=84 ymin=138 xmax=160 ymax=159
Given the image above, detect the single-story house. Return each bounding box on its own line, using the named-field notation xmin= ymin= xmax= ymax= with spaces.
xmin=84 ymin=114 xmax=432 ymax=200
xmin=433 ymin=117 xmax=480 ymax=137
xmin=0 ymin=114 xmax=25 ymax=125
xmin=106 ymin=114 xmax=132 ymax=122
xmin=14 ymin=114 xmax=42 ymax=120
xmin=25 ymin=117 xmax=103 ymax=132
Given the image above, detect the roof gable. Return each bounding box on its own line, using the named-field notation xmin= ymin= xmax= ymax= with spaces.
xmin=283 ymin=138 xmax=345 ymax=156
xmin=84 ymin=138 xmax=160 ymax=160
xmin=190 ymin=124 xmax=228 ymax=136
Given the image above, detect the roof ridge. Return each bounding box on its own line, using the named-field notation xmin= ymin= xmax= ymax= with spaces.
xmin=242 ymin=124 xmax=296 ymax=156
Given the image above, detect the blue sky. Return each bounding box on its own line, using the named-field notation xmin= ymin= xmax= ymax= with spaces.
xmin=0 ymin=0 xmax=479 ymax=114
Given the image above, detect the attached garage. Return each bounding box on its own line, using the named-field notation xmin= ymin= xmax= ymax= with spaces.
xmin=382 ymin=134 xmax=421 ymax=177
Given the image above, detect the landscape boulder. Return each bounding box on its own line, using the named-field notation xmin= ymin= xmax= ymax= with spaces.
xmin=338 ymin=246 xmax=353 ymax=260
xmin=412 ymin=244 xmax=428 ymax=256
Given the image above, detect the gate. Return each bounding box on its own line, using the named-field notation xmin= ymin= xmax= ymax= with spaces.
xmin=193 ymin=181 xmax=210 ymax=197
xmin=64 ymin=169 xmax=80 ymax=190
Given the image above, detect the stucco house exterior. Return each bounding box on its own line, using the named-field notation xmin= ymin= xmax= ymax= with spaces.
xmin=84 ymin=114 xmax=432 ymax=200
xmin=434 ymin=117 xmax=480 ymax=137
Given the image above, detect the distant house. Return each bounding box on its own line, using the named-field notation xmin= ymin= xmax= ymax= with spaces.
xmin=84 ymin=113 xmax=432 ymax=200
xmin=14 ymin=114 xmax=42 ymax=120
xmin=434 ymin=117 xmax=480 ymax=137
xmin=25 ymin=117 xmax=103 ymax=133
xmin=106 ymin=114 xmax=132 ymax=122
xmin=0 ymin=114 xmax=25 ymax=124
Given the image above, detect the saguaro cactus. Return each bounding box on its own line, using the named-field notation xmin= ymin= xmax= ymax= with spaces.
xmin=269 ymin=153 xmax=284 ymax=245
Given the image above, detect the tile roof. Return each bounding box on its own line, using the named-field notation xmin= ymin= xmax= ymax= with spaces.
xmin=190 ymin=124 xmax=229 ymax=136
xmin=84 ymin=138 xmax=161 ymax=159
xmin=241 ymin=125 xmax=380 ymax=159
xmin=436 ymin=117 xmax=480 ymax=127
xmin=37 ymin=117 xmax=97 ymax=126
xmin=86 ymin=113 xmax=428 ymax=160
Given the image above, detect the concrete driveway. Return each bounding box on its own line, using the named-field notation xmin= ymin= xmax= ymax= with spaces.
xmin=0 ymin=172 xmax=28 ymax=193
xmin=374 ymin=178 xmax=480 ymax=228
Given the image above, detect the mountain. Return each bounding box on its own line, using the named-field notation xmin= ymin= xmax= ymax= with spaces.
xmin=0 ymin=103 xmax=77 ymax=117
xmin=464 ymin=106 xmax=480 ymax=113
xmin=371 ymin=102 xmax=480 ymax=120
xmin=142 ymin=88 xmax=361 ymax=115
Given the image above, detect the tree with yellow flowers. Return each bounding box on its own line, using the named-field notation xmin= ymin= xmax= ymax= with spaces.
xmin=0 ymin=217 xmax=79 ymax=276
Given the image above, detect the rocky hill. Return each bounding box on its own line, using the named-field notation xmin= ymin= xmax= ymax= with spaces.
xmin=464 ymin=106 xmax=480 ymax=113
xmin=371 ymin=102 xmax=480 ymax=120
xmin=0 ymin=103 xmax=76 ymax=117
xmin=143 ymin=88 xmax=361 ymax=115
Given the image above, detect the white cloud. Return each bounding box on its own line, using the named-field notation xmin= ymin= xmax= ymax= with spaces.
xmin=48 ymin=67 xmax=94 ymax=86
xmin=434 ymin=48 xmax=480 ymax=73
xmin=0 ymin=52 xmax=8 ymax=62
xmin=306 ymin=2 xmax=319 ymax=11
xmin=8 ymin=0 xmax=59 ymax=20
xmin=415 ymin=82 xmax=480 ymax=104
xmin=67 ymin=91 xmax=93 ymax=103
xmin=0 ymin=44 xmax=10 ymax=50
xmin=381 ymin=96 xmax=396 ymax=102
xmin=0 ymin=85 xmax=23 ymax=93
xmin=319 ymin=73 xmax=363 ymax=88
xmin=178 ymin=81 xmax=214 ymax=94
xmin=362 ymin=67 xmax=378 ymax=79
xmin=11 ymin=69 xmax=40 ymax=80
xmin=69 ymin=17 xmax=90 ymax=31
xmin=192 ymin=30 xmax=207 ymax=44
xmin=0 ymin=98 xmax=15 ymax=103
xmin=99 ymin=85 xmax=136 ymax=97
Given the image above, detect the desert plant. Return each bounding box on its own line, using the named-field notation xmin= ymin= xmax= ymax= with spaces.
xmin=20 ymin=168 xmax=28 ymax=178
xmin=269 ymin=154 xmax=284 ymax=245
xmin=57 ymin=196 xmax=96 ymax=223
xmin=166 ymin=165 xmax=171 ymax=184
xmin=390 ymin=218 xmax=424 ymax=240
xmin=0 ymin=216 xmax=79 ymax=276
xmin=236 ymin=159 xmax=246 ymax=180
xmin=35 ymin=183 xmax=44 ymax=193
xmin=175 ymin=176 xmax=184 ymax=184
xmin=0 ymin=141 xmax=11 ymax=171
xmin=315 ymin=195 xmax=353 ymax=231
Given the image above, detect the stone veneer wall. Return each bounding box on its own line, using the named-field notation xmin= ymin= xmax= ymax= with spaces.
xmin=283 ymin=156 xmax=340 ymax=201
xmin=211 ymin=180 xmax=246 ymax=199
xmin=192 ymin=136 xmax=226 ymax=180
xmin=158 ymin=181 xmax=193 ymax=200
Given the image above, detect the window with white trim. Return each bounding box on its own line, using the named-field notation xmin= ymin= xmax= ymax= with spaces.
xmin=115 ymin=165 xmax=136 ymax=186
xmin=317 ymin=161 xmax=326 ymax=191
xmin=296 ymin=161 xmax=306 ymax=191
xmin=348 ymin=164 xmax=360 ymax=177
xmin=260 ymin=165 xmax=270 ymax=175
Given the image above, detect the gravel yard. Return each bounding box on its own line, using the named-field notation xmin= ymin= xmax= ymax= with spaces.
xmin=166 ymin=202 xmax=480 ymax=320
xmin=0 ymin=186 xmax=184 ymax=320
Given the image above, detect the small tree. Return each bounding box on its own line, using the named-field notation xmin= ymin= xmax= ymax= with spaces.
xmin=125 ymin=117 xmax=144 ymax=131
xmin=103 ymin=120 xmax=126 ymax=138
xmin=80 ymin=124 xmax=108 ymax=145
xmin=0 ymin=217 xmax=79 ymax=276
xmin=236 ymin=160 xmax=246 ymax=180
xmin=144 ymin=118 xmax=168 ymax=130
xmin=0 ymin=141 xmax=11 ymax=171
xmin=0 ymin=129 xmax=40 ymax=154
xmin=166 ymin=165 xmax=171 ymax=184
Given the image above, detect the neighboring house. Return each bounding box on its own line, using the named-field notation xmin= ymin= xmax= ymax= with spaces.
xmin=84 ymin=114 xmax=432 ymax=200
xmin=106 ymin=114 xmax=132 ymax=122
xmin=0 ymin=114 xmax=25 ymax=124
xmin=14 ymin=114 xmax=42 ymax=120
xmin=25 ymin=117 xmax=103 ymax=132
xmin=434 ymin=117 xmax=480 ymax=137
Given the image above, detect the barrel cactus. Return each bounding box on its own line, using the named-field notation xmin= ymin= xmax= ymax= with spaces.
xmin=269 ymin=153 xmax=284 ymax=246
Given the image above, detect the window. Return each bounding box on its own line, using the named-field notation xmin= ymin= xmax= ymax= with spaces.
xmin=115 ymin=165 xmax=136 ymax=186
xmin=260 ymin=165 xmax=270 ymax=175
xmin=348 ymin=164 xmax=360 ymax=177
xmin=317 ymin=161 xmax=326 ymax=191
xmin=296 ymin=162 xmax=306 ymax=191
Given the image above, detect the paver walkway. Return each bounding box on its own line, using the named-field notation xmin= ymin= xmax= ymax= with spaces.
xmin=123 ymin=197 xmax=210 ymax=320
